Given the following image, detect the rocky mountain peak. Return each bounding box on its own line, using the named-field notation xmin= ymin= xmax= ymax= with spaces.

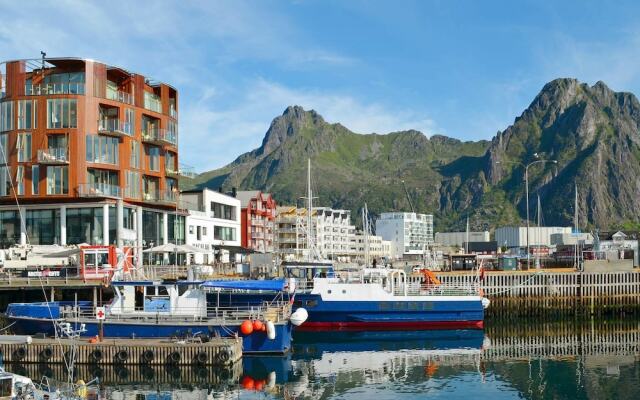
xmin=258 ymin=105 xmax=326 ymax=156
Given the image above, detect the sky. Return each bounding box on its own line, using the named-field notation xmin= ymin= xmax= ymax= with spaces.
xmin=1 ymin=0 xmax=640 ymax=171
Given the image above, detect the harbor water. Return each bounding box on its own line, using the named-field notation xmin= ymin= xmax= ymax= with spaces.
xmin=3 ymin=317 xmax=639 ymax=399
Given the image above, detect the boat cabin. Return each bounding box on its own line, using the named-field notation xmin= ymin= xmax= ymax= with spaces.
xmin=282 ymin=261 xmax=335 ymax=280
xmin=108 ymin=281 xmax=206 ymax=318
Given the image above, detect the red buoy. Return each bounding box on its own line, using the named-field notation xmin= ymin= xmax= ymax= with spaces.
xmin=240 ymin=320 xmax=254 ymax=335
xmin=255 ymin=379 xmax=266 ymax=391
xmin=241 ymin=376 xmax=255 ymax=390
xmin=253 ymin=320 xmax=264 ymax=332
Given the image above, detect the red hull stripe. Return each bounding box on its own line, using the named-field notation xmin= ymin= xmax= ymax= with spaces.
xmin=296 ymin=320 xmax=484 ymax=331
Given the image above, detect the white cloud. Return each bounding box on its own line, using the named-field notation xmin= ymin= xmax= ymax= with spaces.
xmin=180 ymin=79 xmax=440 ymax=170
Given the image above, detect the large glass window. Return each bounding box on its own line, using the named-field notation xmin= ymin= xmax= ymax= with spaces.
xmin=0 ymin=134 xmax=8 ymax=164
xmin=47 ymin=99 xmax=77 ymax=129
xmin=123 ymin=207 xmax=135 ymax=230
xmin=167 ymin=120 xmax=178 ymax=144
xmin=211 ymin=202 xmax=236 ymax=220
xmin=125 ymin=108 xmax=135 ymax=134
xmin=17 ymin=100 xmax=37 ymax=129
xmin=46 ymin=166 xmax=68 ymax=195
xmin=144 ymin=91 xmax=162 ymax=113
xmin=86 ymin=135 xmax=119 ymax=164
xmin=25 ymin=209 xmax=60 ymax=245
xmin=130 ymin=141 xmax=140 ymax=169
xmin=31 ymin=165 xmax=39 ymax=195
xmin=66 ymin=207 xmax=104 ymax=245
xmin=0 ymin=166 xmax=9 ymax=196
xmin=165 ymin=151 xmax=176 ymax=173
xmin=0 ymin=101 xmax=14 ymax=132
xmin=125 ymin=170 xmax=141 ymax=199
xmin=16 ymin=166 xmax=24 ymax=195
xmin=214 ymin=226 xmax=236 ymax=241
xmin=0 ymin=210 xmax=21 ymax=247
xmin=168 ymin=214 xmax=185 ymax=245
xmin=16 ymin=133 xmax=31 ymax=162
xmin=142 ymin=210 xmax=163 ymax=248
xmin=147 ymin=146 xmax=160 ymax=171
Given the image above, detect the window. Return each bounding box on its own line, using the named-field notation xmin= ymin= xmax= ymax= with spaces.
xmin=17 ymin=133 xmax=31 ymax=162
xmin=25 ymin=209 xmax=61 ymax=245
xmin=124 ymin=170 xmax=141 ymax=199
xmin=86 ymin=135 xmax=119 ymax=164
xmin=17 ymin=100 xmax=37 ymax=129
xmin=203 ymin=227 xmax=207 ymax=236
xmin=16 ymin=166 xmax=24 ymax=195
xmin=189 ymin=225 xmax=194 ymax=234
xmin=47 ymin=99 xmax=77 ymax=129
xmin=46 ymin=166 xmax=68 ymax=195
xmin=197 ymin=226 xmax=202 ymax=241
xmin=0 ymin=210 xmax=21 ymax=247
xmin=144 ymin=91 xmax=162 ymax=113
xmin=0 ymin=101 xmax=14 ymax=131
xmin=0 ymin=166 xmax=10 ymax=196
xmin=167 ymin=120 xmax=177 ymax=144
xmin=0 ymin=134 xmax=7 ymax=164
xmin=168 ymin=214 xmax=185 ymax=245
xmin=165 ymin=151 xmax=176 ymax=173
xmin=147 ymin=146 xmax=160 ymax=171
xmin=66 ymin=207 xmax=103 ymax=245
xmin=31 ymin=165 xmax=39 ymax=195
xmin=123 ymin=207 xmax=135 ymax=230
xmin=214 ymin=226 xmax=236 ymax=241
xmin=130 ymin=141 xmax=141 ymax=169
xmin=211 ymin=202 xmax=236 ymax=220
xmin=125 ymin=108 xmax=135 ymax=134
xmin=165 ymin=178 xmax=177 ymax=192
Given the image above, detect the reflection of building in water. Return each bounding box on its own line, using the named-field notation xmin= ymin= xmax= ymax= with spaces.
xmin=108 ymin=388 xmax=211 ymax=400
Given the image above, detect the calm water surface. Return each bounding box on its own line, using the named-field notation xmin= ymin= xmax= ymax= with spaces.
xmin=5 ymin=318 xmax=640 ymax=399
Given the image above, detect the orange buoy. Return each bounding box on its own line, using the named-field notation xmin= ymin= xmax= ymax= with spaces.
xmin=255 ymin=379 xmax=265 ymax=391
xmin=241 ymin=376 xmax=255 ymax=390
xmin=240 ymin=320 xmax=254 ymax=335
xmin=261 ymin=324 xmax=267 ymax=332
xmin=253 ymin=320 xmax=264 ymax=332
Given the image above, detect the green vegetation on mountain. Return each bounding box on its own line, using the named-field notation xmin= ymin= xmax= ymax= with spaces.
xmin=183 ymin=78 xmax=640 ymax=231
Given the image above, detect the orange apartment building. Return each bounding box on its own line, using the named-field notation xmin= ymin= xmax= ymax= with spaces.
xmin=236 ymin=191 xmax=276 ymax=253
xmin=0 ymin=57 xmax=185 ymax=264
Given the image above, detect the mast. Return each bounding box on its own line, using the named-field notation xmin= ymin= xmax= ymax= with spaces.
xmin=307 ymin=158 xmax=312 ymax=261
xmin=363 ymin=203 xmax=370 ymax=267
xmin=465 ymin=217 xmax=469 ymax=254
xmin=536 ymin=194 xmax=541 ymax=269
xmin=574 ymin=182 xmax=579 ymax=269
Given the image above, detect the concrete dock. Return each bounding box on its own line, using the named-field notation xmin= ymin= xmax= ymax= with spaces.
xmin=0 ymin=336 xmax=242 ymax=366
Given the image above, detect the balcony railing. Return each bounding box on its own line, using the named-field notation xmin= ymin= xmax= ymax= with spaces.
xmin=143 ymin=189 xmax=177 ymax=204
xmin=142 ymin=128 xmax=177 ymax=146
xmin=77 ymin=183 xmax=122 ymax=199
xmin=144 ymin=94 xmax=162 ymax=113
xmin=98 ymin=119 xmax=133 ymax=137
xmin=25 ymin=83 xmax=85 ymax=96
xmin=37 ymin=148 xmax=68 ymax=164
xmin=105 ymin=88 xmax=133 ymax=105
xmin=170 ymin=106 xmax=178 ymax=119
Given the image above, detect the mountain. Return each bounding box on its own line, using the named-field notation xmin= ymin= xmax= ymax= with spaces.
xmin=182 ymin=78 xmax=640 ymax=231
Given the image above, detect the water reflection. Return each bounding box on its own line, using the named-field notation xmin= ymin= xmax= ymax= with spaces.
xmin=4 ymin=319 xmax=640 ymax=399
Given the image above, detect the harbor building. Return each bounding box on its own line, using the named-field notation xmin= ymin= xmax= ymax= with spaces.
xmin=180 ymin=188 xmax=241 ymax=263
xmin=435 ymin=231 xmax=490 ymax=247
xmin=350 ymin=230 xmax=393 ymax=261
xmin=0 ymin=57 xmax=183 ymax=265
xmin=375 ymin=212 xmax=434 ymax=258
xmin=274 ymin=206 xmax=355 ymax=261
xmin=236 ymin=190 xmax=276 ymax=253
xmin=495 ymin=226 xmax=572 ymax=249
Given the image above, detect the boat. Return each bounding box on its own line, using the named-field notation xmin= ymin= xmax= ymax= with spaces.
xmin=4 ymin=279 xmax=306 ymax=354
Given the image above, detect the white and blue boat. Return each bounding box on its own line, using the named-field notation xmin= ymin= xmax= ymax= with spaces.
xmin=4 ymin=279 xmax=305 ymax=354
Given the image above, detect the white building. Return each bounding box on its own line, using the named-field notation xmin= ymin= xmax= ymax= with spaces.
xmin=598 ymin=231 xmax=639 ymax=266
xmin=180 ymin=189 xmax=241 ymax=264
xmin=350 ymin=231 xmax=393 ymax=261
xmin=435 ymin=231 xmax=490 ymax=247
xmin=495 ymin=226 xmax=572 ymax=249
xmin=375 ymin=212 xmax=434 ymax=258
xmin=275 ymin=206 xmax=355 ymax=261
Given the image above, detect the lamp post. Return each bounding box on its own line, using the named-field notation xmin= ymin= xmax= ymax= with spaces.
xmin=496 ymin=155 xmax=557 ymax=269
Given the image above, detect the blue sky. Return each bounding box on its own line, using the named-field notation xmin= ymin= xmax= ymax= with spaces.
xmin=1 ymin=0 xmax=639 ymax=171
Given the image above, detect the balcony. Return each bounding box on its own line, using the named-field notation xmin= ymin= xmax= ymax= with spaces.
xmin=37 ymin=149 xmax=68 ymax=164
xmin=170 ymin=106 xmax=178 ymax=119
xmin=77 ymin=183 xmax=122 ymax=199
xmin=105 ymin=88 xmax=133 ymax=105
xmin=143 ymin=189 xmax=177 ymax=205
xmin=142 ymin=128 xmax=177 ymax=146
xmin=25 ymin=83 xmax=85 ymax=96
xmin=144 ymin=93 xmax=162 ymax=113
xmin=98 ymin=119 xmax=133 ymax=137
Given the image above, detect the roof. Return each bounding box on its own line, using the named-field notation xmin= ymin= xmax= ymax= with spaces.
xmin=236 ymin=190 xmax=275 ymax=207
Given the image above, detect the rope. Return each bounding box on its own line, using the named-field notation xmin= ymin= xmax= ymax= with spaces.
xmin=0 ymin=321 xmax=16 ymax=332
xmin=483 ymin=270 xmax=546 ymax=295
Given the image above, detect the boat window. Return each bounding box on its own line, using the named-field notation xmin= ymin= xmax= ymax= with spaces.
xmin=135 ymin=286 xmax=144 ymax=310
xmin=178 ymin=285 xmax=188 ymax=296
xmin=327 ymin=290 xmax=332 ymax=294
xmin=0 ymin=377 xmax=11 ymax=396
xmin=342 ymin=289 xmax=346 ymax=294
xmin=157 ymin=286 xmax=169 ymax=296
xmin=305 ymin=300 xmax=317 ymax=308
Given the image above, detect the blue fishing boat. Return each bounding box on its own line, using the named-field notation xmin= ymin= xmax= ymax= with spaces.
xmin=4 ymin=279 xmax=306 ymax=354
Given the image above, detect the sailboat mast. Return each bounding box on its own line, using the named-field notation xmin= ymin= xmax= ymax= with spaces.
xmin=574 ymin=182 xmax=578 ymax=269
xmin=307 ymin=158 xmax=312 ymax=262
xmin=536 ymin=194 xmax=541 ymax=269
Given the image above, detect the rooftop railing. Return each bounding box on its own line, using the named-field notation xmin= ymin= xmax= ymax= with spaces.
xmin=25 ymin=83 xmax=85 ymax=96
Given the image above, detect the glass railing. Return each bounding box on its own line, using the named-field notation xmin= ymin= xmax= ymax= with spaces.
xmin=144 ymin=94 xmax=162 ymax=113
xmin=142 ymin=128 xmax=177 ymax=146
xmin=77 ymin=183 xmax=122 ymax=198
xmin=170 ymin=106 xmax=178 ymax=119
xmin=105 ymin=88 xmax=133 ymax=104
xmin=37 ymin=148 xmax=68 ymax=164
xmin=25 ymin=83 xmax=85 ymax=95
xmin=98 ymin=119 xmax=133 ymax=136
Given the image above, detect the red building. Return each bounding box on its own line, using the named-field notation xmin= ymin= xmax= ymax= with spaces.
xmin=236 ymin=191 xmax=276 ymax=253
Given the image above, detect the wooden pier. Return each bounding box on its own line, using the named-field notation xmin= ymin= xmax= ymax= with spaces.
xmin=433 ymin=269 xmax=640 ymax=317
xmin=0 ymin=337 xmax=242 ymax=366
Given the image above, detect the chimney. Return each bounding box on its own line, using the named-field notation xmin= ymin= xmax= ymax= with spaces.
xmin=232 ymin=187 xmax=237 ymax=198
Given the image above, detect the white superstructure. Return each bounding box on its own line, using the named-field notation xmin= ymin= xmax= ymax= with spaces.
xmin=375 ymin=212 xmax=434 ymax=258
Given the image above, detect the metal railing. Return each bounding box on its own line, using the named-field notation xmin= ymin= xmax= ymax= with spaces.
xmin=98 ymin=118 xmax=133 ymax=136
xmin=37 ymin=148 xmax=68 ymax=164
xmin=77 ymin=183 xmax=122 ymax=199
xmin=25 ymin=83 xmax=85 ymax=95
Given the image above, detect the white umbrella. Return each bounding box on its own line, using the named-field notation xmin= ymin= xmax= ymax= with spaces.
xmin=143 ymin=243 xmax=186 ymax=253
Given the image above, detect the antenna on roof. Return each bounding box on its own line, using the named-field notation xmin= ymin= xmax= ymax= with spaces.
xmin=40 ymin=51 xmax=46 ymax=68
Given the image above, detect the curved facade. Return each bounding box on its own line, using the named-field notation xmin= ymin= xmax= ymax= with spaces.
xmin=0 ymin=57 xmax=184 ymax=252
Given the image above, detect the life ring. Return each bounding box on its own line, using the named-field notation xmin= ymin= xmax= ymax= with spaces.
xmin=194 ymin=351 xmax=208 ymax=365
xmin=167 ymin=351 xmax=181 ymax=364
xmin=40 ymin=347 xmax=54 ymax=361
xmin=141 ymin=349 xmax=154 ymax=364
xmin=215 ymin=349 xmax=230 ymax=364
xmin=266 ymin=321 xmax=276 ymax=340
xmin=89 ymin=349 xmax=103 ymax=363
xmin=115 ymin=349 xmax=129 ymax=363
xmin=13 ymin=346 xmax=27 ymax=361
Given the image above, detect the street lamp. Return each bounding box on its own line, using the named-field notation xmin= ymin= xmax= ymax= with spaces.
xmin=496 ymin=155 xmax=558 ymax=269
